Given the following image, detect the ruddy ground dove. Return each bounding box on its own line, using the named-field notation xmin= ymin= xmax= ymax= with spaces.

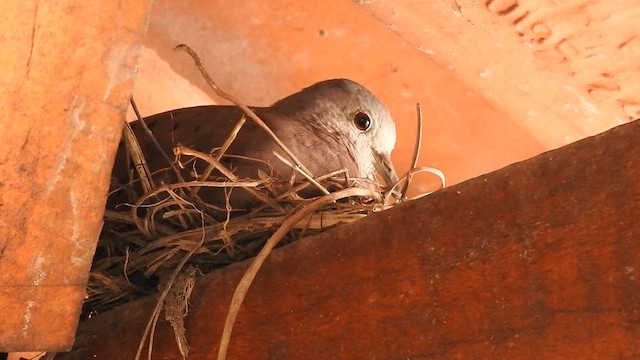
xmin=111 ymin=79 xmax=398 ymax=210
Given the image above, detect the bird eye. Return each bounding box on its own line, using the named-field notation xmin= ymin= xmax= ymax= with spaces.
xmin=353 ymin=112 xmax=372 ymax=131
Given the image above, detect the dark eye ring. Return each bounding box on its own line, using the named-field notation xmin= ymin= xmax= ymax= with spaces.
xmin=353 ymin=111 xmax=372 ymax=131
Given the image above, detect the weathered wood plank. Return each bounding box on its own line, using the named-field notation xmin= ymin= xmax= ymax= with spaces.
xmin=0 ymin=0 xmax=150 ymax=351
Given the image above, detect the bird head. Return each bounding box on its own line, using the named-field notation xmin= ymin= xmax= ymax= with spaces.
xmin=272 ymin=79 xmax=399 ymax=189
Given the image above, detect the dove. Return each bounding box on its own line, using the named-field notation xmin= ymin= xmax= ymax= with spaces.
xmin=110 ymin=78 xmax=398 ymax=211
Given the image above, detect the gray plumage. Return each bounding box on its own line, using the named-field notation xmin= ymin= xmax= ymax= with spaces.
xmin=111 ymin=79 xmax=398 ymax=210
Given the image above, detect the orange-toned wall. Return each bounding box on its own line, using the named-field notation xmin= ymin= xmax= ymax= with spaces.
xmin=133 ymin=0 xmax=548 ymax=195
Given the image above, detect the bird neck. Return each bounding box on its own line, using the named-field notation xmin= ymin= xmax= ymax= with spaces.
xmin=265 ymin=112 xmax=361 ymax=178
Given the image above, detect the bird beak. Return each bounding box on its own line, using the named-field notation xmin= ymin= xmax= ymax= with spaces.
xmin=372 ymin=151 xmax=399 ymax=189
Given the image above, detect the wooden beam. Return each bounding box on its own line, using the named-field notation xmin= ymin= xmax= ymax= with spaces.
xmin=0 ymin=0 xmax=150 ymax=351
xmin=61 ymin=119 xmax=640 ymax=358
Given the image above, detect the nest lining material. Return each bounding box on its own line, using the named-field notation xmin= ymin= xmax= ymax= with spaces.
xmin=90 ymin=162 xmax=384 ymax=313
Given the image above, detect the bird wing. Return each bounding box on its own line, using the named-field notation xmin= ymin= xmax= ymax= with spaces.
xmin=112 ymin=105 xmax=274 ymax=182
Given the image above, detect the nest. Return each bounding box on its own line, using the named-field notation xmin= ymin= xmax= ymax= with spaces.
xmin=88 ymin=148 xmax=391 ymax=314
xmin=80 ymin=45 xmax=445 ymax=360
